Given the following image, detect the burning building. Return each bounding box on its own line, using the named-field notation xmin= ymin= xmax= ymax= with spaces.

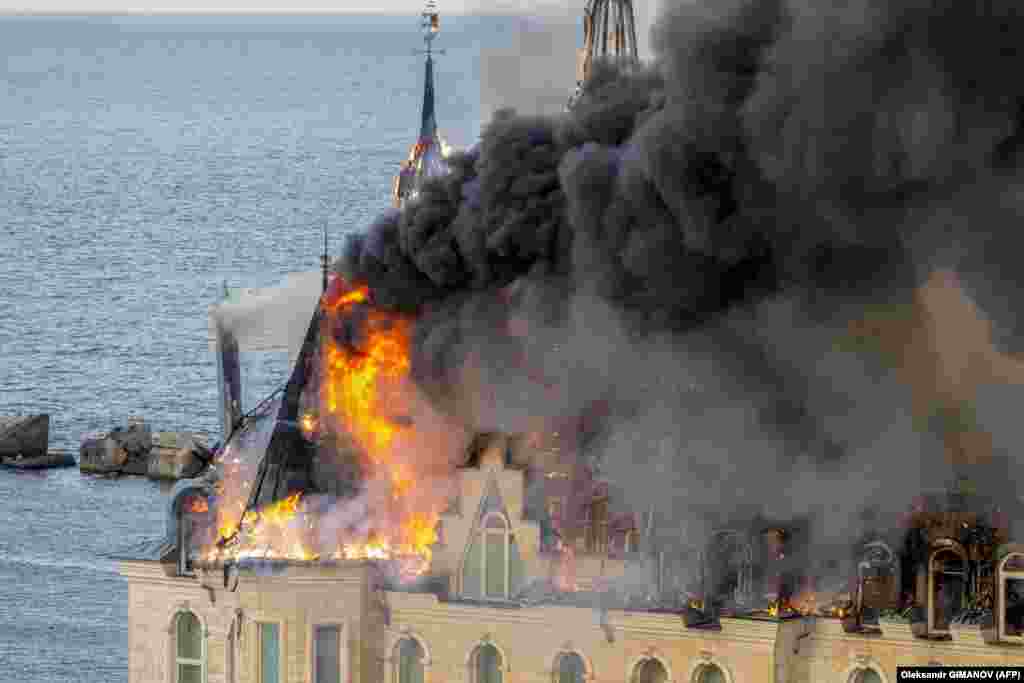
xmin=121 ymin=0 xmax=1024 ymax=681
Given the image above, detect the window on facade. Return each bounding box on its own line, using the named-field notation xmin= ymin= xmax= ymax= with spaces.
xmin=633 ymin=658 xmax=667 ymax=683
xmin=547 ymin=498 xmax=562 ymax=524
xmin=472 ymin=643 xmax=502 ymax=683
xmin=313 ymin=625 xmax=340 ymax=683
xmin=584 ymin=498 xmax=608 ymax=554
xmin=1000 ymin=553 xmax=1024 ymax=640
xmin=556 ymin=652 xmax=585 ymax=683
xmin=930 ymin=547 xmax=966 ymax=632
xmin=859 ymin=542 xmax=898 ymax=611
xmin=625 ymin=528 xmax=639 ymax=553
xmin=226 ymin=625 xmax=235 ymax=683
xmin=693 ymin=663 xmax=725 ymax=683
xmin=258 ymin=623 xmax=280 ymax=683
xmin=396 ymin=638 xmax=424 ymax=683
xmin=707 ymin=531 xmax=752 ymax=607
xmin=175 ymin=611 xmax=204 ymax=683
xmin=177 ymin=506 xmax=194 ymax=577
xmin=483 ymin=513 xmax=510 ymax=599
xmin=850 ymin=668 xmax=883 ymax=683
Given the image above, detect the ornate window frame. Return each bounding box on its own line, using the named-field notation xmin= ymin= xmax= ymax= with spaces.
xmin=464 ymin=635 xmax=509 ymax=683
xmin=167 ymin=604 xmax=208 ymax=683
xmin=384 ymin=628 xmax=431 ymax=683
xmin=547 ymin=644 xmax=593 ymax=682
xmin=927 ymin=538 xmax=968 ymax=636
xmin=686 ymin=652 xmax=733 ymax=683
xmin=627 ymin=649 xmax=673 ymax=683
xmin=997 ymin=546 xmax=1024 ymax=644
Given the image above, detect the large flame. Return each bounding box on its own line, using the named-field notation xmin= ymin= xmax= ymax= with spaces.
xmin=197 ymin=279 xmax=442 ymax=582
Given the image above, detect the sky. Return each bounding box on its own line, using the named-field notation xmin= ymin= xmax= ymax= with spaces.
xmin=0 ymin=0 xmax=629 ymax=15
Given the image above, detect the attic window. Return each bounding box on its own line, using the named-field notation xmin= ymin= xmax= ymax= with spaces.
xmin=858 ymin=541 xmax=899 ymax=613
xmin=706 ymin=531 xmax=753 ymax=609
xmin=928 ymin=544 xmax=966 ymax=634
xmin=176 ymin=494 xmax=211 ymax=577
xmin=998 ymin=552 xmax=1024 ymax=642
xmin=584 ymin=498 xmax=608 ymax=554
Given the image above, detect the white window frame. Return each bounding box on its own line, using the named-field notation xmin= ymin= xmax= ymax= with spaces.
xmin=311 ymin=622 xmax=345 ymax=683
xmin=480 ymin=511 xmax=511 ymax=600
xmin=173 ymin=610 xmax=206 ymax=683
xmin=998 ymin=551 xmax=1024 ymax=643
xmin=553 ymin=650 xmax=588 ymax=683
xmin=469 ymin=642 xmax=504 ymax=683
xmin=927 ymin=540 xmax=967 ymax=636
xmin=256 ymin=620 xmax=284 ymax=683
xmin=393 ymin=635 xmax=427 ymax=683
xmin=847 ymin=666 xmax=887 ymax=683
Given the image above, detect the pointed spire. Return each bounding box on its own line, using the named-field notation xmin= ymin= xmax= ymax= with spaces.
xmin=419 ymin=52 xmax=437 ymax=142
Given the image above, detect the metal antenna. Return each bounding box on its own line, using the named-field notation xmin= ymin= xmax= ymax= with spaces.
xmin=321 ymin=221 xmax=329 ymax=294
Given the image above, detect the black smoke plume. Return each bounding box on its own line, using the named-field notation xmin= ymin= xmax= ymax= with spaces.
xmin=335 ymin=0 xmax=1024 ymax=578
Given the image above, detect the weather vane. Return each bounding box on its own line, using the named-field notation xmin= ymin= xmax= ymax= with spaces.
xmin=421 ymin=0 xmax=441 ymax=56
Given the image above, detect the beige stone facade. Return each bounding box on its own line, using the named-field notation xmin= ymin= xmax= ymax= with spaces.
xmin=121 ymin=441 xmax=1024 ymax=682
xmin=121 ymin=559 xmax=1024 ymax=683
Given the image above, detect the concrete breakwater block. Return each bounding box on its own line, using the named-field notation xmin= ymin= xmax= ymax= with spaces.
xmin=80 ymin=418 xmax=210 ymax=480
xmin=0 ymin=415 xmax=50 ymax=460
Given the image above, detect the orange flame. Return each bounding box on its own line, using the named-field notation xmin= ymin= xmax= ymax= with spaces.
xmin=186 ymin=496 xmax=209 ymax=513
xmin=198 ymin=280 xmax=443 ymax=582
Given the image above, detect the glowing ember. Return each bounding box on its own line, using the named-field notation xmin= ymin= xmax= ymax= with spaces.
xmin=186 ymin=496 xmax=209 ymax=514
xmin=300 ymin=413 xmax=318 ymax=437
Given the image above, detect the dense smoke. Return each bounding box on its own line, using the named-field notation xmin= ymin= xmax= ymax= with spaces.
xmin=334 ymin=0 xmax=1024 ymax=578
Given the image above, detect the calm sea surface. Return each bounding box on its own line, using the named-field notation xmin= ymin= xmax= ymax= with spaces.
xmin=0 ymin=15 xmax=500 ymax=681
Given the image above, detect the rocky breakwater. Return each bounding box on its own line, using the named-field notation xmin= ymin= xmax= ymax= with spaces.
xmin=0 ymin=414 xmax=75 ymax=469
xmin=79 ymin=418 xmax=212 ymax=480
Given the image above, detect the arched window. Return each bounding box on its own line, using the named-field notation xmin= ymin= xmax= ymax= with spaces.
xmin=849 ymin=667 xmax=883 ymax=683
xmin=859 ymin=541 xmax=898 ymax=611
xmin=625 ymin=528 xmax=639 ymax=554
xmin=483 ymin=513 xmax=510 ymax=599
xmin=174 ymin=611 xmax=205 ymax=683
xmin=396 ymin=638 xmax=424 ymax=683
xmin=692 ymin=663 xmax=725 ymax=683
xmin=929 ymin=544 xmax=966 ymax=633
xmin=472 ymin=643 xmax=502 ymax=683
xmin=584 ymin=498 xmax=609 ymax=554
xmin=999 ymin=551 xmax=1024 ymax=641
xmin=555 ymin=652 xmax=585 ymax=683
xmin=633 ymin=658 xmax=667 ymax=683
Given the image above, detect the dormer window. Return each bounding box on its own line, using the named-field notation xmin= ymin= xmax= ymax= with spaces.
xmin=482 ymin=512 xmax=510 ymax=599
xmin=625 ymin=528 xmax=639 ymax=554
xmin=170 ymin=486 xmax=214 ymax=578
xmin=928 ymin=541 xmax=967 ymax=635
xmin=858 ymin=541 xmax=899 ymax=620
xmin=998 ymin=549 xmax=1024 ymax=642
xmin=584 ymin=498 xmax=608 ymax=554
xmin=705 ymin=531 xmax=753 ymax=609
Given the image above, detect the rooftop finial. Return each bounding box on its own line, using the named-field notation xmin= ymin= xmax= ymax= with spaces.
xmin=421 ymin=0 xmax=440 ymax=55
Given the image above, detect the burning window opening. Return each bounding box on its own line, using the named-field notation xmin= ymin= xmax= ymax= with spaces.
xmin=997 ymin=549 xmax=1024 ymax=642
xmin=929 ymin=545 xmax=967 ymax=634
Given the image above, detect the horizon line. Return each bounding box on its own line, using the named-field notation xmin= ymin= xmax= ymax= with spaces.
xmin=0 ymin=9 xmax=545 ymax=15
